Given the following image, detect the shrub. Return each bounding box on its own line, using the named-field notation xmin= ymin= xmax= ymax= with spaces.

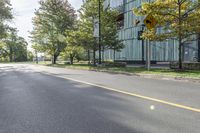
xmin=102 ymin=61 xmax=127 ymax=67
xmin=170 ymin=62 xmax=200 ymax=70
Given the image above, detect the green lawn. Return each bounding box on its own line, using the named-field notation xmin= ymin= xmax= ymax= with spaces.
xmin=39 ymin=62 xmax=200 ymax=79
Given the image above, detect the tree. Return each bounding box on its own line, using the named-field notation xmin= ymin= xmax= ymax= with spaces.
xmin=31 ymin=0 xmax=76 ymax=64
xmin=31 ymin=43 xmax=45 ymax=64
xmin=0 ymin=28 xmax=28 ymax=62
xmin=133 ymin=0 xmax=200 ymax=69
xmin=0 ymin=1 xmax=28 ymax=62
xmin=61 ymin=45 xmax=85 ymax=65
xmin=0 ymin=0 xmax=13 ymax=39
xmin=76 ymin=19 xmax=98 ymax=65
xmin=101 ymin=9 xmax=124 ymax=61
xmin=61 ymin=30 xmax=85 ymax=64
xmin=0 ymin=41 xmax=9 ymax=61
xmin=6 ymin=28 xmax=18 ymax=62
xmin=79 ymin=0 xmax=124 ymax=64
xmin=27 ymin=51 xmax=34 ymax=62
xmin=14 ymin=36 xmax=28 ymax=62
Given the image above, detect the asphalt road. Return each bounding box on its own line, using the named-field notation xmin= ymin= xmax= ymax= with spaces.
xmin=0 ymin=64 xmax=199 ymax=133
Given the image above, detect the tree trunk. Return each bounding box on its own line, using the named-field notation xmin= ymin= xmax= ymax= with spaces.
xmin=9 ymin=46 xmax=13 ymax=62
xmin=113 ymin=49 xmax=116 ymax=62
xmin=87 ymin=50 xmax=90 ymax=64
xmin=178 ymin=41 xmax=183 ymax=70
xmin=52 ymin=54 xmax=58 ymax=64
xmin=102 ymin=46 xmax=105 ymax=63
xmin=70 ymin=54 xmax=74 ymax=65
xmin=9 ymin=54 xmax=13 ymax=62
xmin=198 ymin=34 xmax=200 ymax=62
xmin=35 ymin=51 xmax=38 ymax=64
xmin=93 ymin=49 xmax=96 ymax=66
xmin=178 ymin=1 xmax=183 ymax=70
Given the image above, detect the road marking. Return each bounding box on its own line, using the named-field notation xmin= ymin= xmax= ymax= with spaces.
xmin=44 ymin=72 xmax=200 ymax=113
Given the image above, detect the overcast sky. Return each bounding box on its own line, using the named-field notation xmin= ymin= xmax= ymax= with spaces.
xmin=10 ymin=0 xmax=83 ymax=45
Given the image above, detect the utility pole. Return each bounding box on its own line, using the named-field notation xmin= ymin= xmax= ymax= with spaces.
xmin=146 ymin=40 xmax=151 ymax=71
xmin=98 ymin=0 xmax=102 ymax=65
xmin=146 ymin=0 xmax=151 ymax=71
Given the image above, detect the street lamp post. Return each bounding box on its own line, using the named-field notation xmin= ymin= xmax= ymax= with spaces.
xmin=198 ymin=34 xmax=200 ymax=62
xmin=141 ymin=24 xmax=145 ymax=64
xmin=98 ymin=0 xmax=102 ymax=65
xmin=138 ymin=24 xmax=145 ymax=65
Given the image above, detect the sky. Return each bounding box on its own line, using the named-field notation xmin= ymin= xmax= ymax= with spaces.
xmin=10 ymin=0 xmax=83 ymax=46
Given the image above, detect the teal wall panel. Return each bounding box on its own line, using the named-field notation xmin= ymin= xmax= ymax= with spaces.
xmin=103 ymin=0 xmax=198 ymax=62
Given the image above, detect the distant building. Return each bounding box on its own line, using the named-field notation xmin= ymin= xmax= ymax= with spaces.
xmin=103 ymin=0 xmax=200 ymax=64
xmin=33 ymin=56 xmax=45 ymax=62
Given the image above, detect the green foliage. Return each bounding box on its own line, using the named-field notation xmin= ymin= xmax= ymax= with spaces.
xmin=14 ymin=37 xmax=28 ymax=62
xmin=0 ymin=41 xmax=8 ymax=61
xmin=31 ymin=0 xmax=76 ymax=64
xmin=0 ymin=0 xmax=12 ymax=20
xmin=133 ymin=0 xmax=200 ymax=41
xmin=0 ymin=0 xmax=13 ymax=39
xmin=61 ymin=45 xmax=85 ymax=64
xmin=31 ymin=43 xmax=45 ymax=53
xmin=81 ymin=0 xmax=124 ymax=51
xmin=27 ymin=51 xmax=34 ymax=61
xmin=78 ymin=7 xmax=97 ymax=51
xmin=61 ymin=30 xmax=86 ymax=64
xmin=0 ymin=28 xmax=28 ymax=62
xmin=133 ymin=0 xmax=200 ymax=69
xmin=0 ymin=0 xmax=28 ymax=62
xmin=101 ymin=8 xmax=124 ymax=52
xmin=79 ymin=0 xmax=124 ymax=62
xmin=102 ymin=61 xmax=126 ymax=67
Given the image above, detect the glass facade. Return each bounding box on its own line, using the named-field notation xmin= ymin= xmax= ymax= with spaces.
xmin=110 ymin=0 xmax=124 ymax=8
xmin=104 ymin=0 xmax=199 ymax=63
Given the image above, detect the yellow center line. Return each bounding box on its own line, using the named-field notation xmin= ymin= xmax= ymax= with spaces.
xmin=44 ymin=72 xmax=200 ymax=113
